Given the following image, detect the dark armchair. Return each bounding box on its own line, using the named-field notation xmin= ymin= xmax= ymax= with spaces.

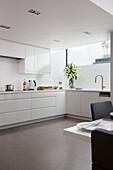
xmin=90 ymin=101 xmax=113 ymax=120
xmin=91 ymin=129 xmax=113 ymax=170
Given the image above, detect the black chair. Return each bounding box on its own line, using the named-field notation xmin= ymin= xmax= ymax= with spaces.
xmin=90 ymin=101 xmax=113 ymax=120
xmin=91 ymin=129 xmax=113 ymax=170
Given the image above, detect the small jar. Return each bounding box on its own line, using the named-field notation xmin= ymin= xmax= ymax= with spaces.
xmin=59 ymin=81 xmax=63 ymax=90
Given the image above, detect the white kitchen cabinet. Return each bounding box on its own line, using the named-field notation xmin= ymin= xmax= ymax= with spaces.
xmin=32 ymin=107 xmax=56 ymax=120
xmin=18 ymin=45 xmax=51 ymax=74
xmin=0 ymin=94 xmax=4 ymax=100
xmin=80 ymin=92 xmax=99 ymax=118
xmin=25 ymin=46 xmax=35 ymax=73
xmin=31 ymin=92 xmax=56 ymax=119
xmin=67 ymin=91 xmax=81 ymax=116
xmin=35 ymin=47 xmax=51 ymax=74
xmin=56 ymin=91 xmax=66 ymax=115
xmin=0 ymin=98 xmax=31 ymax=113
xmin=99 ymin=97 xmax=111 ymax=102
xmin=18 ymin=45 xmax=35 ymax=73
xmin=0 ymin=39 xmax=25 ymax=59
xmin=32 ymin=97 xmax=56 ymax=109
xmin=31 ymin=92 xmax=56 ymax=98
xmin=4 ymin=93 xmax=31 ymax=100
xmin=0 ymin=110 xmax=31 ymax=126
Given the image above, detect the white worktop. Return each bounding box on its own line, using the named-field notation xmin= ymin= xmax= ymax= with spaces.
xmin=0 ymin=89 xmax=65 ymax=94
xmin=0 ymin=88 xmax=110 ymax=94
xmin=66 ymin=88 xmax=110 ymax=93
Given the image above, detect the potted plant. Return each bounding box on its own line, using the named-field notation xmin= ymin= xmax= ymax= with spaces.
xmin=64 ymin=63 xmax=77 ymax=88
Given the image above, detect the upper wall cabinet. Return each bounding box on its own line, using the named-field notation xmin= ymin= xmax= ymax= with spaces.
xmin=25 ymin=46 xmax=35 ymax=73
xmin=35 ymin=47 xmax=51 ymax=74
xmin=0 ymin=39 xmax=25 ymax=59
xmin=18 ymin=45 xmax=51 ymax=74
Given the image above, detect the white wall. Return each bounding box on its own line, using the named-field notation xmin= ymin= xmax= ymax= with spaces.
xmin=0 ymin=50 xmax=66 ymax=90
xmin=76 ymin=63 xmax=110 ymax=90
xmin=0 ymin=49 xmax=110 ymax=91
xmin=111 ymin=33 xmax=113 ymax=102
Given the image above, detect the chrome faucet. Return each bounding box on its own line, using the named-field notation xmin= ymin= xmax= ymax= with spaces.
xmin=95 ymin=75 xmax=106 ymax=90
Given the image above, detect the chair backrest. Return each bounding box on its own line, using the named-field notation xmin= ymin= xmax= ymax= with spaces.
xmin=90 ymin=101 xmax=113 ymax=120
xmin=91 ymin=129 xmax=113 ymax=170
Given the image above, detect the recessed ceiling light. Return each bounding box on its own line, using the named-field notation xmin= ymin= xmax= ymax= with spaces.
xmin=0 ymin=25 xmax=10 ymax=29
xmin=28 ymin=9 xmax=41 ymax=16
xmin=53 ymin=40 xmax=60 ymax=42
xmin=84 ymin=31 xmax=91 ymax=35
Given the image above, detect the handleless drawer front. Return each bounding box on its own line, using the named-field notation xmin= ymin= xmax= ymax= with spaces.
xmin=0 ymin=94 xmax=4 ymax=100
xmin=32 ymin=107 xmax=56 ymax=120
xmin=0 ymin=99 xmax=31 ymax=113
xmin=4 ymin=93 xmax=31 ymax=100
xmin=32 ymin=97 xmax=56 ymax=109
xmin=31 ymin=92 xmax=56 ymax=98
xmin=0 ymin=110 xmax=31 ymax=126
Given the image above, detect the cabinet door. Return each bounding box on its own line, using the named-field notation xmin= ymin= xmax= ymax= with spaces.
xmin=31 ymin=92 xmax=56 ymax=98
xmin=32 ymin=107 xmax=56 ymax=120
xmin=0 ymin=39 xmax=25 ymax=59
xmin=25 ymin=46 xmax=35 ymax=73
xmin=32 ymin=97 xmax=56 ymax=109
xmin=35 ymin=47 xmax=51 ymax=74
xmin=80 ymin=92 xmax=99 ymax=118
xmin=0 ymin=110 xmax=31 ymax=126
xmin=0 ymin=99 xmax=31 ymax=113
xmin=67 ymin=91 xmax=81 ymax=116
xmin=99 ymin=97 xmax=111 ymax=102
xmin=56 ymin=92 xmax=66 ymax=115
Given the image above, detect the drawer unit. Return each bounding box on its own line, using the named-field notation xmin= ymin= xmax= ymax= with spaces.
xmin=31 ymin=92 xmax=56 ymax=98
xmin=32 ymin=107 xmax=56 ymax=120
xmin=0 ymin=94 xmax=4 ymax=100
xmin=4 ymin=93 xmax=31 ymax=100
xmin=0 ymin=99 xmax=31 ymax=113
xmin=0 ymin=110 xmax=31 ymax=126
xmin=32 ymin=97 xmax=56 ymax=109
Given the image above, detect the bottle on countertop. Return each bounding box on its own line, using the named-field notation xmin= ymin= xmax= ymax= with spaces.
xmin=23 ymin=79 xmax=27 ymax=91
xmin=59 ymin=81 xmax=63 ymax=90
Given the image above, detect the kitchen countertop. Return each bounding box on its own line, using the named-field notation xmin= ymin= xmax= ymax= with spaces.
xmin=0 ymin=89 xmax=65 ymax=94
xmin=0 ymin=88 xmax=110 ymax=94
xmin=66 ymin=88 xmax=110 ymax=93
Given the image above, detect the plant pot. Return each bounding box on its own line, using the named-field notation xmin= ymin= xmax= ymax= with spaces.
xmin=69 ymin=78 xmax=75 ymax=88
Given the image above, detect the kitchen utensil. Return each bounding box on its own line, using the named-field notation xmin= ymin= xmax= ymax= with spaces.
xmin=5 ymin=84 xmax=14 ymax=91
xmin=28 ymin=80 xmax=36 ymax=90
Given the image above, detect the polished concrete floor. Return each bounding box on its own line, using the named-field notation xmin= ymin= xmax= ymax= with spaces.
xmin=0 ymin=118 xmax=91 ymax=170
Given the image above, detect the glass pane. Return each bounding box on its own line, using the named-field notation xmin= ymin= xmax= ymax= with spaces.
xmin=68 ymin=41 xmax=110 ymax=66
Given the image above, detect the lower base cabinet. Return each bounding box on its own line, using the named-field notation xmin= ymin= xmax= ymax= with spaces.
xmin=67 ymin=91 xmax=100 ymax=118
xmin=0 ymin=91 xmax=111 ymax=128
xmin=67 ymin=91 xmax=81 ymax=116
xmin=80 ymin=92 xmax=99 ymax=118
xmin=56 ymin=92 xmax=66 ymax=115
xmin=0 ymin=110 xmax=31 ymax=126
xmin=99 ymin=97 xmax=111 ymax=102
xmin=32 ymin=107 xmax=56 ymax=120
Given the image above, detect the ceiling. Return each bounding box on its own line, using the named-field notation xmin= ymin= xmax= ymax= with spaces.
xmin=0 ymin=0 xmax=113 ymax=50
xmin=90 ymin=0 xmax=113 ymax=16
